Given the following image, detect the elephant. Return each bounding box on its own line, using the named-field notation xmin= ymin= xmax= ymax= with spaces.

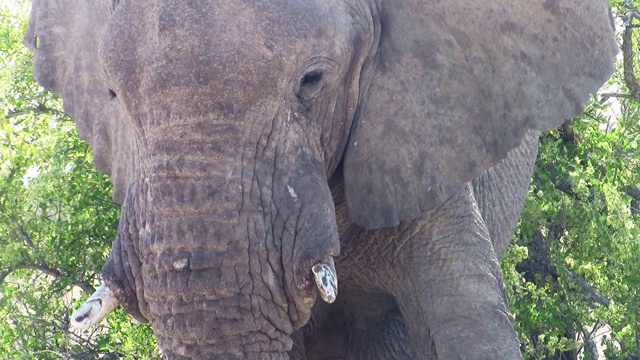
xmin=24 ymin=0 xmax=617 ymax=358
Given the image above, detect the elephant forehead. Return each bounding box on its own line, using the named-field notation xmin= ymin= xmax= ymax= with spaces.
xmin=100 ymin=0 xmax=332 ymax=112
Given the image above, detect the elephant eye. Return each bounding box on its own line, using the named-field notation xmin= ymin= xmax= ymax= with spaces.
xmin=301 ymin=71 xmax=323 ymax=87
xmin=103 ymin=78 xmax=117 ymax=100
xmin=296 ymin=71 xmax=323 ymax=103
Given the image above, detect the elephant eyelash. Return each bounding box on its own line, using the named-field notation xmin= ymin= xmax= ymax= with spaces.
xmin=110 ymin=0 xmax=120 ymax=14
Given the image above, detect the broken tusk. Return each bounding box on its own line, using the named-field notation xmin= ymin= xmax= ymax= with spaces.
xmin=312 ymin=257 xmax=338 ymax=304
xmin=71 ymin=282 xmax=120 ymax=329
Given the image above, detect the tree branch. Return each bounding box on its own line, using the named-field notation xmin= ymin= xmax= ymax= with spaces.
xmin=534 ymin=161 xmax=580 ymax=200
xmin=5 ymin=104 xmax=63 ymax=119
xmin=21 ymin=263 xmax=96 ymax=294
xmin=13 ymin=221 xmax=47 ymax=266
xmin=600 ymin=92 xmax=635 ymax=101
xmin=1 ymin=260 xmax=96 ymax=294
xmin=565 ymin=271 xmax=611 ymax=307
xmin=622 ymin=9 xmax=640 ymax=102
xmin=516 ymin=222 xmax=611 ymax=308
xmin=0 ymin=268 xmax=13 ymax=285
xmin=624 ymin=185 xmax=640 ymax=202
xmin=516 ymin=259 xmax=611 ymax=307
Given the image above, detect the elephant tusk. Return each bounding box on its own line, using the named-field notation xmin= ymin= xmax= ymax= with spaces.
xmin=312 ymin=257 xmax=338 ymax=304
xmin=70 ymin=282 xmax=120 ymax=329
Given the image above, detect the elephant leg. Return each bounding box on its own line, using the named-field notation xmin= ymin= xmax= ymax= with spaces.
xmin=473 ymin=129 xmax=539 ymax=261
xmin=389 ymin=184 xmax=521 ymax=359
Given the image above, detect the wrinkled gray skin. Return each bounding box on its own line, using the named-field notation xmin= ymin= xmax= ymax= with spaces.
xmin=25 ymin=0 xmax=617 ymax=358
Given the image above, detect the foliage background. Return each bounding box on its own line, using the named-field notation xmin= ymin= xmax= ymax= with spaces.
xmin=0 ymin=1 xmax=159 ymax=358
xmin=501 ymin=1 xmax=640 ymax=358
xmin=1 ymin=0 xmax=640 ymax=359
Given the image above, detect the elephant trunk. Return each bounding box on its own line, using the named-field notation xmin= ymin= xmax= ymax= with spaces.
xmin=97 ymin=119 xmax=340 ymax=358
xmin=143 ymin=218 xmax=291 ymax=358
xmin=138 ymin=156 xmax=294 ymax=357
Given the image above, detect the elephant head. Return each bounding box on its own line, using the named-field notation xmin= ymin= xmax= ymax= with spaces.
xmin=25 ymin=0 xmax=617 ymax=358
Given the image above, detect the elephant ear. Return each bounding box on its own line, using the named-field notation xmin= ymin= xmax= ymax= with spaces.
xmin=344 ymin=0 xmax=617 ymax=228
xmin=24 ymin=0 xmax=133 ymax=203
